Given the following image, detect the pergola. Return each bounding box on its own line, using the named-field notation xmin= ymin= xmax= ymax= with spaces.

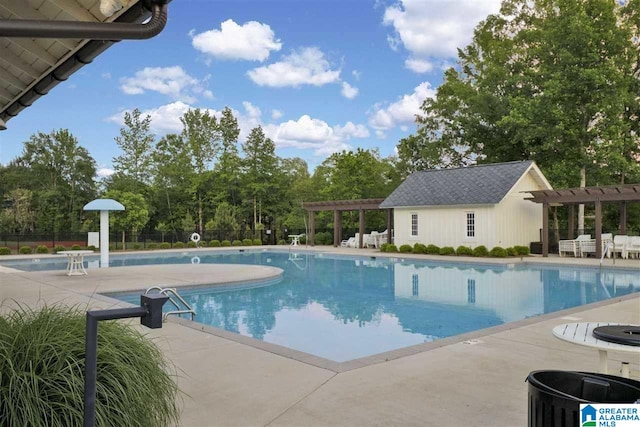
xmin=525 ymin=184 xmax=640 ymax=258
xmin=302 ymin=199 xmax=392 ymax=248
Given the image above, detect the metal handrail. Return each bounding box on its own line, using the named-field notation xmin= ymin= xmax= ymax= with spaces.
xmin=144 ymin=286 xmax=196 ymax=321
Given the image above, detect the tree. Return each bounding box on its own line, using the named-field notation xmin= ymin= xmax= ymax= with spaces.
xmin=112 ymin=109 xmax=156 ymax=186
xmin=181 ymin=108 xmax=221 ymax=234
xmin=19 ymin=129 xmax=97 ymax=232
xmin=399 ymin=0 xmax=639 ymax=187
xmin=241 ymin=126 xmax=282 ymax=237
xmin=212 ymin=107 xmax=242 ymax=206
xmin=206 ymin=202 xmax=240 ymax=241
xmin=105 ymin=190 xmax=150 ymax=248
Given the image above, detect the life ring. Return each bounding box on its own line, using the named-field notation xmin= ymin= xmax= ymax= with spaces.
xmin=190 ymin=232 xmax=201 ymax=244
xmin=191 ymin=256 xmax=200 ymax=265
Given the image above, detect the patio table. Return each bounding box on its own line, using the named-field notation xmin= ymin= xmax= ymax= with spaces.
xmin=552 ymin=322 xmax=640 ymax=378
xmin=58 ymin=250 xmax=94 ymax=276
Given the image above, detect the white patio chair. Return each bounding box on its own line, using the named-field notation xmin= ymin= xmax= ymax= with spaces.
xmin=626 ymin=236 xmax=640 ymax=259
xmin=558 ymin=234 xmax=591 ymax=257
xmin=579 ymin=233 xmax=613 ymax=258
xmin=340 ymin=237 xmax=355 ymax=247
xmin=612 ymin=235 xmax=628 ymax=259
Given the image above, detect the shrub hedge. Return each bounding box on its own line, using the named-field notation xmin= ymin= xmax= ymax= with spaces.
xmin=456 ymin=246 xmax=473 ymax=256
xmin=0 ymin=247 xmax=11 ymax=255
xmin=489 ymin=246 xmax=508 ymax=257
xmin=242 ymin=238 xmax=253 ymax=246
xmin=36 ymin=245 xmax=49 ymax=254
xmin=399 ymin=244 xmax=413 ymax=253
xmin=159 ymin=242 xmax=171 ymax=249
xmin=209 ymin=240 xmax=220 ymax=247
xmin=412 ymin=243 xmax=427 ymax=254
xmin=439 ymin=246 xmax=456 ymax=255
xmin=221 ymin=240 xmax=231 ymax=247
xmin=472 ymin=245 xmax=489 ymax=257
xmin=252 ymin=239 xmax=262 ymax=245
xmin=425 ymin=244 xmax=440 ymax=254
xmin=19 ymin=246 xmax=33 ymax=254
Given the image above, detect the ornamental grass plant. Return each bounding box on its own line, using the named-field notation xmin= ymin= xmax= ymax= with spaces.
xmin=0 ymin=305 xmax=180 ymax=427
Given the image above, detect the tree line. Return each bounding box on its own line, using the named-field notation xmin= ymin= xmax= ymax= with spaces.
xmin=1 ymin=0 xmax=638 ymax=241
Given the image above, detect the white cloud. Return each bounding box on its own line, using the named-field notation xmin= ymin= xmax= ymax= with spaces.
xmin=102 ymin=72 xmax=111 ymax=80
xmin=352 ymin=70 xmax=362 ymax=80
xmin=97 ymin=167 xmax=114 ymax=178
xmin=341 ymin=82 xmax=359 ymax=99
xmin=404 ymin=58 xmax=434 ymax=73
xmin=191 ymin=19 xmax=281 ymax=62
xmin=264 ymin=115 xmax=369 ymax=156
xmin=368 ymin=82 xmax=436 ymax=135
xmin=247 ymin=47 xmax=341 ymax=88
xmin=383 ymin=0 xmax=501 ymax=63
xmin=107 ymin=101 xmax=212 ymax=134
xmin=119 ymin=66 xmax=209 ymax=103
xmin=271 ymin=109 xmax=283 ymax=120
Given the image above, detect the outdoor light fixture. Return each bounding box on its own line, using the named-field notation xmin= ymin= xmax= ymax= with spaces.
xmin=0 ymin=118 xmax=6 ymax=131
xmin=99 ymin=0 xmax=130 ymax=18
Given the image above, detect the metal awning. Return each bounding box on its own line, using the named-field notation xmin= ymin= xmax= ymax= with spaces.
xmin=0 ymin=0 xmax=166 ymax=127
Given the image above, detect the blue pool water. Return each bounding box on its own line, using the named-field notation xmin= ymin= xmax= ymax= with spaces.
xmin=81 ymin=251 xmax=639 ymax=362
xmin=4 ymin=251 xmax=639 ymax=362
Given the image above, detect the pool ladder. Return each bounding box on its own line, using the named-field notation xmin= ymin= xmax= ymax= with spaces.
xmin=144 ymin=286 xmax=196 ymax=321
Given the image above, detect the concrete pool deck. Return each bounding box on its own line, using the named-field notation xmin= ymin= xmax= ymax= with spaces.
xmin=0 ymin=246 xmax=639 ymax=426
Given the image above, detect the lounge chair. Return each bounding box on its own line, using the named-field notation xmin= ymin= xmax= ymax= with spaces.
xmin=579 ymin=233 xmax=613 ymax=258
xmin=558 ymin=234 xmax=591 ymax=257
xmin=611 ymin=235 xmax=628 ymax=259
xmin=626 ymin=236 xmax=640 ymax=259
xmin=340 ymin=237 xmax=355 ymax=247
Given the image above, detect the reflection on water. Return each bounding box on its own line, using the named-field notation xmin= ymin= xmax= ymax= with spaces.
xmin=109 ymin=251 xmax=640 ymax=362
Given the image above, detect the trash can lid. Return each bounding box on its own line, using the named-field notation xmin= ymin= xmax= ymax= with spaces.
xmin=593 ymin=325 xmax=640 ymax=347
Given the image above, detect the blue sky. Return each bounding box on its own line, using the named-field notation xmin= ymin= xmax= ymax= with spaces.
xmin=0 ymin=0 xmax=501 ymax=175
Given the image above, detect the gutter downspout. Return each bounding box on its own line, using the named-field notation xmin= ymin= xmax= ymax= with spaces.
xmin=0 ymin=1 xmax=167 ymax=40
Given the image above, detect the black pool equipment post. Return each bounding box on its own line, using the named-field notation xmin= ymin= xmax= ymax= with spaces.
xmin=84 ymin=293 xmax=169 ymax=427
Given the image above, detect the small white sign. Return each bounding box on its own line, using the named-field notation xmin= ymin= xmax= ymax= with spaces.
xmin=87 ymin=232 xmax=99 ymax=248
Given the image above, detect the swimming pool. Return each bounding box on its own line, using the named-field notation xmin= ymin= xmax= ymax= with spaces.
xmin=56 ymin=250 xmax=638 ymax=363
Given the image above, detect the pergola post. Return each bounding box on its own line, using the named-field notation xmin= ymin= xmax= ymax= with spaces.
xmin=542 ymin=202 xmax=549 ymax=257
xmin=309 ymin=212 xmax=315 ymax=246
xmin=567 ymin=205 xmax=575 ymax=239
xmin=358 ymin=209 xmax=365 ymax=249
xmin=620 ymin=202 xmax=627 ymax=235
xmin=595 ymin=199 xmax=602 ymax=259
xmin=386 ymin=209 xmax=393 ymax=244
xmin=333 ymin=210 xmax=340 ymax=247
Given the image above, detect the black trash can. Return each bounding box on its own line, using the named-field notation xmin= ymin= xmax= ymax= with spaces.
xmin=526 ymin=370 xmax=640 ymax=427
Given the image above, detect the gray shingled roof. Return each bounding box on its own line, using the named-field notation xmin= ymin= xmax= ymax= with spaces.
xmin=380 ymin=161 xmax=534 ymax=208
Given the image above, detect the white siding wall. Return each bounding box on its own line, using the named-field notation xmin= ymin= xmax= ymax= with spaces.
xmin=394 ymin=205 xmax=495 ymax=248
xmin=494 ymin=171 xmax=544 ymax=247
xmin=394 ymin=264 xmax=544 ymax=322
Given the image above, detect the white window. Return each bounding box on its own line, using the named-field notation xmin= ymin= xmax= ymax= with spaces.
xmin=411 ymin=213 xmax=418 ymax=236
xmin=466 ymin=212 xmax=475 ymax=238
xmin=412 ymin=274 xmax=419 ymax=296
xmin=467 ymin=279 xmax=476 ymax=304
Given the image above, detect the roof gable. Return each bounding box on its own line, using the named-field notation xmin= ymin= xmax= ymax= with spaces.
xmin=381 ymin=161 xmax=539 ymax=208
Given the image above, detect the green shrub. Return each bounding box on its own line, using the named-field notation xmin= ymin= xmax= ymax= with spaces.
xmin=399 ymin=244 xmax=413 ymax=253
xmin=148 ymin=243 xmax=159 ymax=250
xmin=0 ymin=247 xmax=11 ymax=255
xmin=71 ymin=244 xmax=82 ymax=251
xmin=314 ymin=231 xmax=333 ymax=245
xmin=506 ymin=247 xmax=517 ymax=256
xmin=221 ymin=240 xmax=231 ymax=247
xmin=489 ymin=246 xmax=508 ymax=257
xmin=252 ymin=239 xmax=262 ymax=245
xmin=53 ymin=245 xmax=66 ymax=253
xmin=0 ymin=305 xmax=179 ymax=427
xmin=425 ymin=244 xmax=440 ymax=254
xmin=412 ymin=243 xmax=427 ymax=254
xmin=87 ymin=245 xmax=96 ymax=251
xmin=456 ymin=246 xmax=473 ymax=256
xmin=277 ymin=239 xmax=286 ymax=245
xmin=159 ymin=242 xmax=171 ymax=249
xmin=209 ymin=240 xmax=221 ymax=247
xmin=232 ymin=240 xmax=242 ymax=246
xmin=187 ymin=241 xmax=197 ymax=248
xmin=386 ymin=244 xmax=398 ymax=252
xmin=380 ymin=243 xmax=390 ymax=252
xmin=19 ymin=246 xmax=33 ymax=255
xmin=439 ymin=246 xmax=456 ymax=255
xmin=242 ymin=238 xmax=253 ymax=246
xmin=173 ymin=241 xmax=185 ymax=248
xmin=472 ymin=245 xmax=489 ymax=257
xmin=36 ymin=245 xmax=49 ymax=254
xmin=514 ymin=245 xmax=530 ymax=256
